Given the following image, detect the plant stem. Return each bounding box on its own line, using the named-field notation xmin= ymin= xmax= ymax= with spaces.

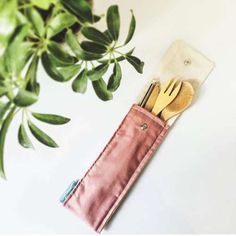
xmin=114 ymin=50 xmax=126 ymax=57
xmin=0 ymin=105 xmax=17 ymax=179
xmin=114 ymin=44 xmax=125 ymax=50
xmin=14 ymin=108 xmax=21 ymax=117
xmin=21 ymin=109 xmax=25 ymax=124
xmin=90 ymin=61 xmax=95 ymax=69
xmin=108 ymin=53 xmax=112 ymax=64
xmin=85 ymin=61 xmax=88 ymax=70
xmin=112 ymin=53 xmax=117 ymax=62
xmin=25 ymin=109 xmax=31 ymax=121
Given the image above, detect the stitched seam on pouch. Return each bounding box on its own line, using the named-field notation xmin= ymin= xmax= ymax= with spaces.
xmin=95 ymin=119 xmax=169 ymax=232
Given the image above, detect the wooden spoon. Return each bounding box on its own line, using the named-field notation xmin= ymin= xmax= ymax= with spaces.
xmin=160 ymin=81 xmax=194 ymax=121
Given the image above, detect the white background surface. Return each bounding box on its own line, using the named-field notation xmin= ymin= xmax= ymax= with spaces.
xmin=0 ymin=0 xmax=236 ymax=234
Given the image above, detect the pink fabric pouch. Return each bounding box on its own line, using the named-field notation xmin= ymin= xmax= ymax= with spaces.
xmin=63 ymin=104 xmax=169 ymax=233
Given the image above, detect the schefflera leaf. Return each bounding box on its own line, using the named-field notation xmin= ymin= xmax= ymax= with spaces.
xmin=126 ymin=55 xmax=144 ymax=74
xmin=25 ymin=7 xmax=45 ymax=37
xmin=81 ymin=27 xmax=111 ymax=46
xmin=81 ymin=41 xmax=107 ymax=54
xmin=47 ymin=12 xmax=77 ymax=38
xmin=65 ymin=29 xmax=103 ymax=61
xmin=4 ymin=24 xmax=32 ymax=76
xmin=18 ymin=124 xmax=33 ymax=149
xmin=124 ymin=10 xmax=136 ymax=45
xmin=0 ymin=106 xmax=16 ymax=179
xmin=47 ymin=41 xmax=77 ymax=66
xmin=60 ymin=0 xmax=93 ymax=23
xmin=0 ymin=102 xmax=11 ymax=122
xmin=27 ymin=120 xmax=58 ymax=148
xmin=13 ymin=89 xmax=38 ymax=107
xmin=32 ymin=113 xmax=70 ymax=125
xmin=72 ymin=69 xmax=88 ymax=94
xmin=0 ymin=86 xmax=8 ymax=97
xmin=107 ymin=62 xmax=122 ymax=92
xmin=87 ymin=64 xmax=109 ymax=81
xmin=31 ymin=0 xmax=55 ymax=10
xmin=103 ymin=30 xmax=113 ymax=44
xmin=25 ymin=55 xmax=40 ymax=95
xmin=41 ymin=52 xmax=81 ymax=82
xmin=0 ymin=0 xmax=17 ymax=56
xmin=58 ymin=64 xmax=81 ymax=80
xmin=106 ymin=5 xmax=120 ymax=41
xmin=92 ymin=78 xmax=113 ymax=101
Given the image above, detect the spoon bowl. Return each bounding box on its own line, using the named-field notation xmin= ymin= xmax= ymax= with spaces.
xmin=160 ymin=81 xmax=194 ymax=121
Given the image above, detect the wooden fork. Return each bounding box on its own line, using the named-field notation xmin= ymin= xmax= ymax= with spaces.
xmin=151 ymin=79 xmax=182 ymax=116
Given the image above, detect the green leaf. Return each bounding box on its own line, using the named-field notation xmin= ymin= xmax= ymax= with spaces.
xmin=13 ymin=89 xmax=38 ymax=107
xmin=65 ymin=29 xmax=103 ymax=61
xmin=99 ymin=48 xmax=135 ymax=64
xmin=107 ymin=62 xmax=122 ymax=92
xmin=0 ymin=0 xmax=17 ymax=56
xmin=25 ymin=55 xmax=40 ymax=95
xmin=87 ymin=64 xmax=109 ymax=81
xmin=103 ymin=30 xmax=113 ymax=43
xmin=0 ymin=57 xmax=7 ymax=79
xmin=0 ymin=101 xmax=5 ymax=118
xmin=81 ymin=27 xmax=111 ymax=46
xmin=16 ymin=11 xmax=28 ymax=25
xmin=61 ymin=0 xmax=93 ymax=23
xmin=124 ymin=10 xmax=136 ymax=45
xmin=0 ymin=102 xmax=11 ymax=122
xmin=32 ymin=113 xmax=70 ymax=125
xmin=0 ymin=106 xmax=16 ymax=179
xmin=93 ymin=14 xmax=101 ymax=23
xmin=28 ymin=120 xmax=58 ymax=148
xmin=126 ymin=55 xmax=144 ymax=73
xmin=4 ymin=25 xmax=32 ymax=74
xmin=0 ymin=101 xmax=5 ymax=113
xmin=72 ymin=69 xmax=88 ymax=93
xmin=14 ymin=42 xmax=33 ymax=75
xmin=8 ymin=24 xmax=29 ymax=44
xmin=4 ymin=25 xmax=32 ymax=76
xmin=58 ymin=64 xmax=81 ymax=80
xmin=42 ymin=52 xmax=66 ymax=82
xmin=0 ymin=86 xmax=8 ymax=97
xmin=81 ymin=41 xmax=107 ymax=54
xmin=25 ymin=7 xmax=45 ymax=37
xmin=42 ymin=52 xmax=80 ymax=82
xmin=31 ymin=0 xmax=55 ymax=9
xmin=18 ymin=124 xmax=33 ymax=149
xmin=92 ymin=78 xmax=113 ymax=101
xmin=47 ymin=12 xmax=77 ymax=38
xmin=106 ymin=5 xmax=120 ymax=41
xmin=48 ymin=41 xmax=77 ymax=65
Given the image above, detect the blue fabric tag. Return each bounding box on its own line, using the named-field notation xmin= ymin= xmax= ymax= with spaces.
xmin=60 ymin=180 xmax=79 ymax=203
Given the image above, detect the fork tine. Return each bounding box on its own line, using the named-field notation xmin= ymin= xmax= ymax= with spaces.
xmin=166 ymin=79 xmax=177 ymax=95
xmin=161 ymin=79 xmax=172 ymax=91
xmin=170 ymin=81 xmax=182 ymax=98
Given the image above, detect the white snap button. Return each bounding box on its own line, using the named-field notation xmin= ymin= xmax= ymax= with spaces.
xmin=184 ymin=59 xmax=191 ymax=65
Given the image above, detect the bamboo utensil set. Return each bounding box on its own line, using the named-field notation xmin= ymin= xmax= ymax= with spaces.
xmin=141 ymin=79 xmax=194 ymax=121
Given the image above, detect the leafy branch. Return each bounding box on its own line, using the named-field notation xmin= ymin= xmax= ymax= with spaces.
xmin=0 ymin=0 xmax=144 ymax=179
